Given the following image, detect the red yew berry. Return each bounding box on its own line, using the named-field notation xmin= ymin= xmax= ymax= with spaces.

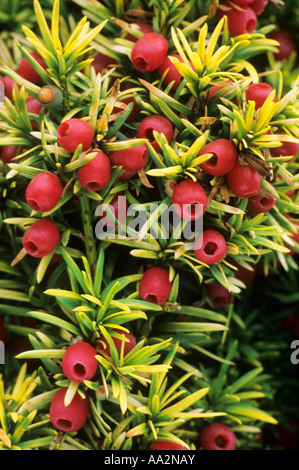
xmin=245 ymin=82 xmax=276 ymax=109
xmin=207 ymin=80 xmax=237 ymax=105
xmin=216 ymin=3 xmax=257 ymax=37
xmin=109 ymin=141 xmax=148 ymax=172
xmin=226 ymin=162 xmax=261 ymax=199
xmin=99 ymin=192 xmax=128 ymax=227
xmin=77 ymin=150 xmax=111 ymax=191
xmin=194 ymin=230 xmax=227 ymax=265
xmin=62 ymin=341 xmax=98 ymax=383
xmin=26 ymin=96 xmax=45 ymax=130
xmin=113 ymin=95 xmax=139 ymax=124
xmin=205 ymin=282 xmax=233 ymax=309
xmin=247 ymin=193 xmax=276 ymax=216
xmin=139 ymin=267 xmax=172 ymax=305
xmin=269 ymin=30 xmax=296 ymax=61
xmin=91 ymin=52 xmax=118 ymax=74
xmin=200 ymin=423 xmax=236 ymax=450
xmin=25 ymin=172 xmax=63 ymax=212
xmin=150 ymin=441 xmax=189 ymax=451
xmin=270 ymin=140 xmax=299 ymax=162
xmin=49 ymin=387 xmax=89 ymax=433
xmin=0 ymin=145 xmax=19 ymax=164
xmin=158 ymin=54 xmax=186 ymax=90
xmin=57 ymin=118 xmax=94 ymax=153
xmin=137 ymin=115 xmax=173 ymax=151
xmin=126 ymin=22 xmax=154 ymax=42
xmin=229 ymin=259 xmax=256 ymax=285
xmin=1 ymin=75 xmax=19 ymax=101
xmin=22 ymin=219 xmax=60 ymax=258
xmin=131 ymin=32 xmax=168 ymax=72
xmin=18 ymin=51 xmax=47 ymax=85
xmin=172 ymin=179 xmax=207 ymax=221
xmin=199 ymin=139 xmax=238 ymax=176
xmin=98 ymin=329 xmax=136 ymax=357
xmin=250 ymin=0 xmax=267 ymax=15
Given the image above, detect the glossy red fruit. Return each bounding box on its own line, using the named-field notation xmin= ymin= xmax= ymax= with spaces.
xmin=194 ymin=230 xmax=227 ymax=265
xmin=22 ymin=219 xmax=60 ymax=258
xmin=200 ymin=423 xmax=236 ymax=450
xmin=205 ymin=282 xmax=233 ymax=309
xmin=91 ymin=52 xmax=118 ymax=74
xmin=172 ymin=179 xmax=207 ymax=221
xmin=139 ymin=267 xmax=172 ymax=305
xmin=99 ymin=192 xmax=128 ymax=227
xmin=245 ymin=82 xmax=276 ymax=109
xmin=250 ymin=0 xmax=267 ymax=15
xmin=150 ymin=441 xmax=189 ymax=451
xmin=109 ymin=141 xmax=148 ymax=172
xmin=158 ymin=54 xmax=186 ymax=90
xmin=229 ymin=259 xmax=256 ymax=285
xmin=25 ymin=172 xmax=63 ymax=212
xmin=131 ymin=32 xmax=168 ymax=72
xmin=62 ymin=341 xmax=98 ymax=383
xmin=207 ymin=80 xmax=237 ymax=105
xmin=199 ymin=139 xmax=238 ymax=176
xmin=0 ymin=145 xmax=19 ymax=164
xmin=269 ymin=30 xmax=296 ymax=61
xmin=247 ymin=193 xmax=276 ymax=216
xmin=270 ymin=140 xmax=299 ymax=162
xmin=98 ymin=329 xmax=136 ymax=357
xmin=113 ymin=92 xmax=139 ymax=124
xmin=216 ymin=3 xmax=257 ymax=37
xmin=77 ymin=150 xmax=111 ymax=191
xmin=18 ymin=51 xmax=47 ymax=85
xmin=226 ymin=162 xmax=261 ymax=199
xmin=57 ymin=118 xmax=94 ymax=153
xmin=26 ymin=96 xmax=45 ymax=130
xmin=49 ymin=387 xmax=89 ymax=432
xmin=0 ymin=317 xmax=9 ymax=345
xmin=126 ymin=22 xmax=154 ymax=42
xmin=1 ymin=75 xmax=19 ymax=101
xmin=137 ymin=115 xmax=173 ymax=151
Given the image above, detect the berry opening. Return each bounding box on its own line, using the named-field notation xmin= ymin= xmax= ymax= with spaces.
xmin=85 ymin=182 xmax=99 ymax=191
xmin=144 ymin=294 xmax=159 ymax=304
xmin=57 ymin=122 xmax=70 ymax=138
xmin=56 ymin=419 xmax=72 ymax=431
xmin=134 ymin=56 xmax=148 ymax=71
xmin=215 ymin=435 xmax=228 ymax=448
xmin=187 ymin=203 xmax=201 ymax=218
xmin=209 ymin=153 xmax=218 ymax=167
xmin=246 ymin=18 xmax=257 ymax=34
xmin=73 ymin=363 xmax=87 ymax=378
xmin=204 ymin=242 xmax=218 ymax=255
xmin=27 ymin=199 xmax=41 ymax=212
xmin=25 ymin=241 xmax=39 ymax=254
xmin=260 ymin=197 xmax=270 ymax=207
xmin=145 ymin=128 xmax=155 ymax=142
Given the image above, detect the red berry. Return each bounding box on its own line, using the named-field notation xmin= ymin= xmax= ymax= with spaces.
xmin=158 ymin=54 xmax=186 ymax=90
xmin=139 ymin=267 xmax=172 ymax=305
xmin=98 ymin=329 xmax=136 ymax=357
xmin=207 ymin=80 xmax=237 ymax=105
xmin=150 ymin=441 xmax=189 ymax=450
xmin=131 ymin=32 xmax=168 ymax=72
xmin=126 ymin=22 xmax=154 ymax=42
xmin=25 ymin=172 xmax=63 ymax=212
xmin=0 ymin=317 xmax=9 ymax=345
xmin=172 ymin=179 xmax=207 ymax=221
xmin=118 ymin=168 xmax=137 ymax=181
xmin=245 ymin=82 xmax=276 ymax=109
xmin=205 ymin=282 xmax=233 ymax=309
xmin=0 ymin=145 xmax=19 ymax=164
xmin=194 ymin=230 xmax=227 ymax=265
xmin=22 ymin=219 xmax=60 ymax=258
xmin=62 ymin=341 xmax=98 ymax=383
xmin=109 ymin=141 xmax=148 ymax=172
xmin=247 ymin=193 xmax=276 ymax=216
xmin=49 ymin=387 xmax=89 ymax=432
xmin=216 ymin=3 xmax=257 ymax=37
xmin=250 ymin=0 xmax=267 ymax=15
xmin=269 ymin=30 xmax=296 ymax=61
xmin=226 ymin=162 xmax=261 ymax=199
xmin=1 ymin=75 xmax=19 ymax=101
xmin=270 ymin=140 xmax=299 ymax=162
xmin=91 ymin=52 xmax=118 ymax=74
xmin=200 ymin=423 xmax=236 ymax=450
xmin=137 ymin=115 xmax=173 ymax=151
xmin=232 ymin=0 xmax=255 ymax=4
xmin=99 ymin=192 xmax=128 ymax=227
xmin=199 ymin=139 xmax=238 ymax=176
xmin=229 ymin=259 xmax=256 ymax=285
xmin=113 ymin=94 xmax=139 ymax=124
xmin=18 ymin=51 xmax=47 ymax=85
xmin=77 ymin=150 xmax=111 ymax=191
xmin=57 ymin=118 xmax=94 ymax=153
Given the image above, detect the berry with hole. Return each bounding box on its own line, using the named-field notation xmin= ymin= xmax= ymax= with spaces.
xmin=194 ymin=230 xmax=227 ymax=265
xmin=245 ymin=82 xmax=276 ymax=109
xmin=226 ymin=162 xmax=261 ymax=199
xmin=137 ymin=115 xmax=173 ymax=151
xmin=270 ymin=140 xmax=299 ymax=162
xmin=247 ymin=193 xmax=276 ymax=216
xmin=205 ymin=282 xmax=233 ymax=309
xmin=139 ymin=267 xmax=172 ymax=305
xmin=49 ymin=387 xmax=89 ymax=432
xmin=62 ymin=341 xmax=98 ymax=383
xmin=109 ymin=141 xmax=148 ymax=172
xmin=200 ymin=139 xmax=238 ymax=176
xmin=172 ymin=179 xmax=207 ymax=221
xmin=200 ymin=423 xmax=236 ymax=450
xmin=22 ymin=219 xmax=60 ymax=258
xmin=216 ymin=3 xmax=257 ymax=37
xmin=57 ymin=118 xmax=94 ymax=153
xmin=25 ymin=172 xmax=63 ymax=212
xmin=77 ymin=150 xmax=111 ymax=192
xmin=131 ymin=32 xmax=168 ymax=72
